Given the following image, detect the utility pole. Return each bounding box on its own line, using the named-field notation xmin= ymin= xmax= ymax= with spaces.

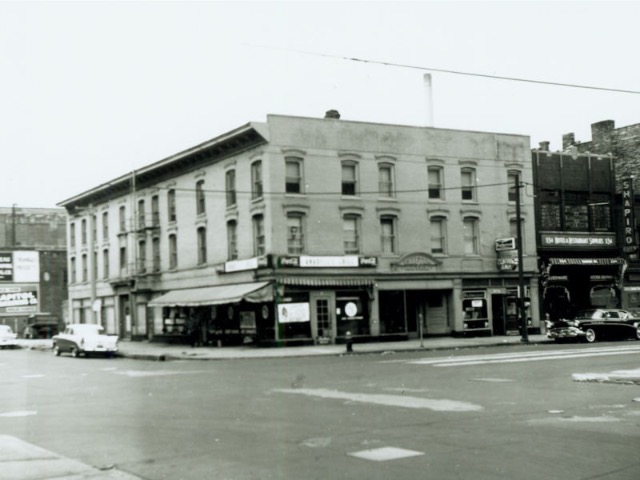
xmin=515 ymin=174 xmax=529 ymax=342
xmin=11 ymin=204 xmax=17 ymax=247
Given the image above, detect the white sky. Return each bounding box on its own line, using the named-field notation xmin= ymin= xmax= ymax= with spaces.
xmin=2 ymin=0 xmax=640 ymax=208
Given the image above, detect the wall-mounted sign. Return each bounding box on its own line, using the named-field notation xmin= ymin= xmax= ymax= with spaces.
xmin=390 ymin=252 xmax=439 ymax=272
xmin=495 ymin=237 xmax=516 ymax=251
xmin=222 ymin=256 xmax=269 ymax=273
xmin=278 ymin=302 xmax=310 ymax=323
xmin=497 ymin=249 xmax=518 ymax=271
xmin=278 ymin=255 xmax=377 ymax=268
xmin=540 ymin=233 xmax=616 ymax=248
xmin=0 ymin=251 xmax=40 ymax=282
xmin=0 ymin=286 xmax=39 ymax=314
xmin=622 ymin=177 xmax=637 ymax=252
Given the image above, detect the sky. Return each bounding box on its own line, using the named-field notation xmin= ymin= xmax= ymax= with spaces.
xmin=2 ymin=0 xmax=640 ymax=208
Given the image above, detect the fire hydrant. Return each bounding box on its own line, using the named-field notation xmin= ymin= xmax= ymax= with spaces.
xmin=345 ymin=330 xmax=353 ymax=353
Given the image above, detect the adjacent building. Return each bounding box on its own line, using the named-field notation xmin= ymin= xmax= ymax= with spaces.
xmin=0 ymin=207 xmax=67 ymax=336
xmin=58 ymin=112 xmax=539 ymax=345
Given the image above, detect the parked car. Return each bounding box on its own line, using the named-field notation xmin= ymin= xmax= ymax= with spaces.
xmin=52 ymin=324 xmax=118 ymax=358
xmin=547 ymin=308 xmax=640 ymax=343
xmin=0 ymin=325 xmax=18 ymax=349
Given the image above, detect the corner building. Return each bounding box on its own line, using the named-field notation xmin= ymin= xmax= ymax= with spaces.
xmin=58 ymin=113 xmax=539 ymax=345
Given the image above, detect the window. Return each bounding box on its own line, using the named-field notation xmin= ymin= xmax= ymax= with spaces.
xmin=227 ymin=221 xmax=238 ymax=260
xmin=81 ymin=219 xmax=87 ymax=245
xmin=103 ymin=249 xmax=109 ymax=279
xmin=380 ymin=216 xmax=397 ymax=254
xmin=70 ymin=257 xmax=76 ymax=283
xmin=70 ymin=222 xmax=76 ymax=248
xmin=152 ymin=237 xmax=160 ymax=272
xmin=430 ymin=216 xmax=447 ymax=254
xmin=378 ymin=165 xmax=394 ymax=198
xmin=138 ymin=199 xmax=146 ymax=229
xmin=508 ymin=172 xmax=520 ymax=203
xmin=226 ymin=170 xmax=236 ymax=207
xmin=342 ymin=163 xmax=358 ymax=196
xmin=102 ymin=212 xmax=109 ymax=241
xmin=168 ymin=234 xmax=177 ymax=269
xmin=461 ymin=168 xmax=476 ymax=201
xmin=287 ymin=214 xmax=305 ymax=254
xmin=428 ymin=166 xmax=443 ymax=199
xmin=253 ymin=215 xmax=265 ymax=256
xmin=119 ymin=245 xmax=127 ymax=272
xmin=81 ymin=254 xmax=87 ymax=282
xmin=463 ymin=217 xmax=479 ymax=255
xmin=285 ymin=158 xmax=303 ymax=194
xmin=138 ymin=239 xmax=146 ymax=273
xmin=251 ymin=161 xmax=263 ymax=200
xmin=119 ymin=206 xmax=126 ymax=232
xmin=197 ymin=226 xmax=207 ymax=265
xmin=343 ymin=215 xmax=360 ymax=254
xmin=167 ymin=189 xmax=177 ymax=222
xmin=151 ymin=195 xmax=160 ymax=226
xmin=196 ymin=180 xmax=206 ymax=215
xmin=92 ymin=215 xmax=97 ymax=245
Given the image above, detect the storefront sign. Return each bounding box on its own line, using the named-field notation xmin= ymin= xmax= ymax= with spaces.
xmin=0 ymin=286 xmax=38 ymax=314
xmin=222 ymin=256 xmax=269 ymax=273
xmin=541 ymin=233 xmax=615 ymax=248
xmin=391 ymin=252 xmax=438 ymax=271
xmin=278 ymin=256 xmax=377 ymax=268
xmin=497 ymin=250 xmax=518 ymax=271
xmin=495 ymin=237 xmax=516 ymax=251
xmin=277 ymin=302 xmax=310 ymax=323
xmin=622 ymin=177 xmax=637 ymax=252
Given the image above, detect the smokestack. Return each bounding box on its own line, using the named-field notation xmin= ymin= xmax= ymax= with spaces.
xmin=423 ymin=73 xmax=434 ymax=127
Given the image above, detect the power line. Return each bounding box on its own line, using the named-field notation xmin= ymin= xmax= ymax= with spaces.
xmin=246 ymin=44 xmax=640 ymax=95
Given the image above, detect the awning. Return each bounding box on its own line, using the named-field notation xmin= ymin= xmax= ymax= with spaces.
xmin=148 ymin=281 xmax=272 ymax=307
xmin=278 ymin=277 xmax=374 ymax=287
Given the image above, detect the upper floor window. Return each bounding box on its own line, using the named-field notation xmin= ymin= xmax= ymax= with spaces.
xmin=138 ymin=239 xmax=147 ymax=274
xmin=380 ymin=216 xmax=397 ymax=254
xmin=167 ymin=189 xmax=177 ymax=222
xmin=342 ymin=163 xmax=358 ymax=196
xmin=227 ymin=221 xmax=238 ymax=260
xmin=196 ymin=180 xmax=206 ymax=215
xmin=253 ymin=215 xmax=265 ymax=256
xmin=92 ymin=215 xmax=97 ymax=245
xmin=81 ymin=253 xmax=87 ymax=282
xmin=102 ymin=212 xmax=109 ymax=241
xmin=343 ymin=215 xmax=360 ymax=254
xmin=285 ymin=158 xmax=303 ymax=194
xmin=287 ymin=213 xmax=305 ymax=254
xmin=152 ymin=237 xmax=161 ymax=272
xmin=119 ymin=206 xmax=126 ymax=232
xmin=197 ymin=226 xmax=207 ymax=265
xmin=378 ymin=164 xmax=394 ymax=198
xmin=461 ymin=168 xmax=477 ymax=202
xmin=428 ymin=166 xmax=444 ymax=200
xmin=70 ymin=223 xmax=76 ymax=248
xmin=70 ymin=256 xmax=76 ymax=283
xmin=168 ymin=234 xmax=178 ymax=269
xmin=251 ymin=161 xmax=263 ymax=200
xmin=430 ymin=216 xmax=447 ymax=254
xmin=137 ymin=199 xmax=146 ymax=229
xmin=151 ymin=195 xmax=160 ymax=226
xmin=463 ymin=217 xmax=479 ymax=255
xmin=103 ymin=249 xmax=109 ymax=279
xmin=226 ymin=170 xmax=236 ymax=207
xmin=119 ymin=245 xmax=127 ymax=272
xmin=508 ymin=172 xmax=520 ymax=203
xmin=81 ymin=219 xmax=87 ymax=245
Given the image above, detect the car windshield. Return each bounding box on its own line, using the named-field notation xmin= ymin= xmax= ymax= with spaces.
xmin=0 ymin=325 xmax=12 ymax=334
xmin=575 ymin=310 xmax=599 ymax=319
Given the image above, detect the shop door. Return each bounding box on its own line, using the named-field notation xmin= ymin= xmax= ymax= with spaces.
xmin=425 ymin=292 xmax=448 ymax=334
xmin=491 ymin=294 xmax=506 ymax=335
xmin=310 ymin=292 xmax=335 ymax=343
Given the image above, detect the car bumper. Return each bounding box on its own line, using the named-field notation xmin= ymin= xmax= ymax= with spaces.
xmin=547 ymin=327 xmax=585 ymax=339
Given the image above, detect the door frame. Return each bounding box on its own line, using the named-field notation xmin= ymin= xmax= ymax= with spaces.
xmin=309 ymin=291 xmax=336 ymax=343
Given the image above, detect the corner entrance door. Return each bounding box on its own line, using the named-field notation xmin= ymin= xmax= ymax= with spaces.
xmin=310 ymin=292 xmax=335 ymax=343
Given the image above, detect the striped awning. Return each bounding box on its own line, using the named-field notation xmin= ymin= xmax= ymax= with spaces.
xmin=278 ymin=277 xmax=374 ymax=287
xmin=148 ymin=281 xmax=272 ymax=307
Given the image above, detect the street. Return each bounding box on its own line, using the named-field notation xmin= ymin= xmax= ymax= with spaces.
xmin=2 ymin=341 xmax=640 ymax=480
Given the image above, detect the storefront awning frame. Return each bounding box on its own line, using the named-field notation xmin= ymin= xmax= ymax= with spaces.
xmin=148 ymin=281 xmax=272 ymax=307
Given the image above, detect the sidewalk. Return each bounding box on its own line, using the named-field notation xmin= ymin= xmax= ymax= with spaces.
xmin=18 ymin=334 xmax=553 ymax=361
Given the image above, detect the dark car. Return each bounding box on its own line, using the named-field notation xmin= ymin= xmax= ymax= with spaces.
xmin=547 ymin=308 xmax=640 ymax=343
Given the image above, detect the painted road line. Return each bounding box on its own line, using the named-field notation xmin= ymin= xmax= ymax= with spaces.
xmin=273 ymin=388 xmax=483 ymax=411
xmin=431 ymin=349 xmax=640 ymax=367
xmin=348 ymin=446 xmax=424 ymax=462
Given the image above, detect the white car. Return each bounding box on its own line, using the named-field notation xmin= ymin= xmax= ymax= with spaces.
xmin=0 ymin=325 xmax=18 ymax=349
xmin=52 ymin=324 xmax=118 ymax=358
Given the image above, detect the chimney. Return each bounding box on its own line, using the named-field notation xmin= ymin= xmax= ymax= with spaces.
xmin=562 ymin=133 xmax=575 ymax=150
xmin=538 ymin=141 xmax=550 ymax=151
xmin=591 ymin=120 xmax=615 ymax=153
xmin=324 ymin=109 xmax=341 ymax=119
xmin=423 ymin=73 xmax=434 ymax=127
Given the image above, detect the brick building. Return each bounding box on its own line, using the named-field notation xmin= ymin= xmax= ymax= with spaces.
xmin=59 ymin=113 xmax=540 ymax=346
xmin=0 ymin=207 xmax=67 ymax=337
xmin=561 ymin=120 xmax=640 ymax=312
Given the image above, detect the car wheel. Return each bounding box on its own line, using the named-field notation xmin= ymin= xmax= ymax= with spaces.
xmin=53 ymin=345 xmax=61 ymax=356
xmin=584 ymin=329 xmax=596 ymax=343
xmin=70 ymin=347 xmax=80 ymax=358
xmin=636 ymin=326 xmax=640 ymax=341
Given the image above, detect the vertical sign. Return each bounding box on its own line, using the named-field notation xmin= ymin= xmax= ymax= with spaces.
xmin=622 ymin=177 xmax=637 ymax=253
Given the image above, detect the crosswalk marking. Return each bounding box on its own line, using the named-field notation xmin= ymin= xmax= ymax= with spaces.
xmin=390 ymin=345 xmax=640 ymax=367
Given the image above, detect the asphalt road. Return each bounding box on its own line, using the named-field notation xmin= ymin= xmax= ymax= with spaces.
xmin=2 ymin=341 xmax=640 ymax=480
